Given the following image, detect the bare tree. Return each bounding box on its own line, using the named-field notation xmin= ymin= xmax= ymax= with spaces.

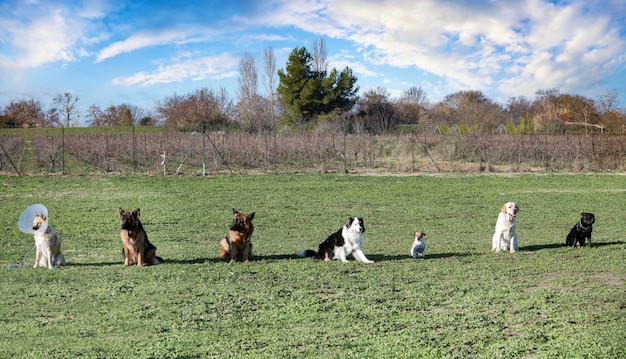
xmin=86 ymin=104 xmax=145 ymax=126
xmin=157 ymin=88 xmax=232 ymax=130
xmin=1 ymin=99 xmax=46 ymax=128
xmin=119 ymin=104 xmax=146 ymax=126
xmin=86 ymin=105 xmax=105 ymax=126
xmin=238 ymin=52 xmax=263 ymax=132
xmin=597 ymin=90 xmax=619 ymax=114
xmin=440 ymin=90 xmax=502 ymax=130
xmin=505 ymin=96 xmax=533 ymax=127
xmin=596 ymin=90 xmax=624 ymax=131
xmin=397 ymin=86 xmax=428 ymax=124
xmin=312 ymin=37 xmax=328 ymax=76
xmin=263 ymin=46 xmax=277 ymax=125
xmin=356 ymin=87 xmax=397 ymax=134
xmin=52 ymin=92 xmax=80 ymax=127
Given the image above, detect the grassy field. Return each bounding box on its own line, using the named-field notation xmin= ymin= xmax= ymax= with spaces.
xmin=0 ymin=173 xmax=624 ymax=358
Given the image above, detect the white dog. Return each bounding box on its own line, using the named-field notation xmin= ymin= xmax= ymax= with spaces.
xmin=491 ymin=202 xmax=519 ymax=253
xmin=410 ymin=231 xmax=426 ymax=259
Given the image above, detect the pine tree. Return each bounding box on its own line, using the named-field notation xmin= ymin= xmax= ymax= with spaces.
xmin=277 ymin=46 xmax=358 ymax=127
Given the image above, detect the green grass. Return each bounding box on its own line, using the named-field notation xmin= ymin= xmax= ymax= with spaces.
xmin=0 ymin=125 xmax=164 ymax=139
xmin=0 ymin=174 xmax=625 ymax=358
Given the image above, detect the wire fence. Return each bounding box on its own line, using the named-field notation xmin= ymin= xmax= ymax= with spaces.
xmin=1 ymin=128 xmax=625 ymax=175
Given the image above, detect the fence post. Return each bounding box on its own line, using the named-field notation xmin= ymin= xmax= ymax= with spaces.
xmin=202 ymin=123 xmax=206 ymax=176
xmin=410 ymin=133 xmax=415 ymax=173
xmin=132 ymin=124 xmax=136 ymax=174
xmin=61 ymin=125 xmax=65 ymax=175
xmin=343 ymin=133 xmax=347 ymax=173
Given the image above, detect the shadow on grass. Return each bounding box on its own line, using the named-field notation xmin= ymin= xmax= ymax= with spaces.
xmin=585 ymin=241 xmax=625 ymax=248
xmin=67 ymin=257 xmax=209 ymax=267
xmin=66 ymin=261 xmax=121 ymax=267
xmin=165 ymin=254 xmax=303 ymax=264
xmin=521 ymin=241 xmax=624 ymax=251
xmin=520 ymin=243 xmax=563 ymax=251
xmin=254 ymin=254 xmax=301 ymax=261
xmin=351 ymin=252 xmax=473 ymax=262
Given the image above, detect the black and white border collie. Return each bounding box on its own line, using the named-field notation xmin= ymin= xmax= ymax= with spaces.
xmin=300 ymin=217 xmax=374 ymax=263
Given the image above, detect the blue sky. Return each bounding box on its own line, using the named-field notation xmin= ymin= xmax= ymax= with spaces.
xmin=1 ymin=0 xmax=625 ymax=125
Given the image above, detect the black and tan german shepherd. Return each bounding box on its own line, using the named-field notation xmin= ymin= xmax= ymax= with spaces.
xmin=219 ymin=208 xmax=255 ymax=263
xmin=118 ymin=208 xmax=162 ymax=266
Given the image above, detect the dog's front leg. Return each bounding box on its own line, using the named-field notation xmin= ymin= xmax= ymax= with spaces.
xmin=510 ymin=236 xmax=517 ymax=253
xmin=229 ymin=245 xmax=239 ymax=264
xmin=588 ymin=234 xmax=592 ymax=248
xmin=493 ymin=234 xmax=502 ymax=253
xmin=45 ymin=248 xmax=54 ymax=269
xmin=242 ymin=243 xmax=251 ymax=263
xmin=123 ymin=248 xmax=130 ymax=266
xmin=492 ymin=233 xmax=500 ymax=252
xmin=334 ymin=247 xmax=348 ymax=262
xmin=137 ymin=251 xmax=144 ymax=267
xmin=33 ymin=248 xmax=41 ymax=268
xmin=353 ymin=250 xmax=374 ymax=263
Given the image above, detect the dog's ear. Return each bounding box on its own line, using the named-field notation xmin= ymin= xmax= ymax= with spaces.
xmin=247 ymin=212 xmax=255 ymax=221
xmin=501 ymin=204 xmax=507 ymax=213
xmin=232 ymin=208 xmax=238 ymax=215
xmin=515 ymin=203 xmax=520 ymax=213
xmin=118 ymin=208 xmax=125 ymax=215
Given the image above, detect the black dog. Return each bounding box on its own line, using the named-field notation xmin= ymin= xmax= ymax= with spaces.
xmin=565 ymin=212 xmax=595 ymax=248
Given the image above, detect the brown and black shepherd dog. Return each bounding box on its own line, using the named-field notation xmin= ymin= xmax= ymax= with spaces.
xmin=220 ymin=208 xmax=255 ymax=263
xmin=118 ymin=208 xmax=162 ymax=267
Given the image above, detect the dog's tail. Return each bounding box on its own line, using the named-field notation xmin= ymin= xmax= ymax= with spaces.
xmin=298 ymin=249 xmax=317 ymax=258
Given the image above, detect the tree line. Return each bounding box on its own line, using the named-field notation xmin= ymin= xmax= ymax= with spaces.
xmin=1 ymin=38 xmax=624 ymax=134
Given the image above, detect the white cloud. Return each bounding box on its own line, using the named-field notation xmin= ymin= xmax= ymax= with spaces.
xmin=112 ymin=53 xmax=239 ymax=87
xmin=0 ymin=1 xmax=102 ymax=69
xmin=329 ymin=54 xmax=380 ymax=78
xmin=294 ymin=0 xmax=625 ymax=98
xmin=95 ymin=27 xmax=210 ymax=63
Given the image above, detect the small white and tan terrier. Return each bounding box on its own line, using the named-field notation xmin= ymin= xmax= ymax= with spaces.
xmin=32 ymin=212 xmax=65 ymax=269
xmin=410 ymin=231 xmax=426 ymax=259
